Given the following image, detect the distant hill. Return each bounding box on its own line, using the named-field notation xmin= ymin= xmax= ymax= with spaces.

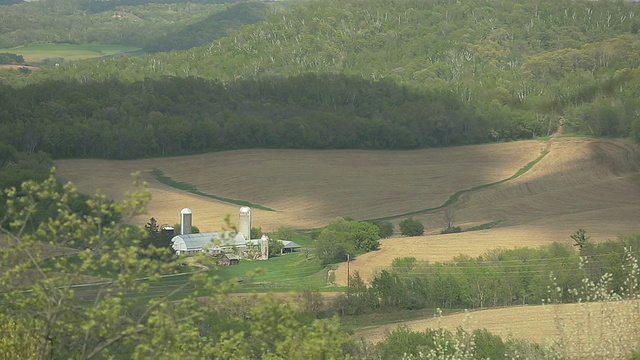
xmin=0 ymin=0 xmax=276 ymax=50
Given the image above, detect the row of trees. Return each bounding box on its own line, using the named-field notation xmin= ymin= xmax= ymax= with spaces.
xmin=0 ymin=74 xmax=541 ymax=160
xmin=0 ymin=52 xmax=24 ymax=65
xmin=328 ymin=233 xmax=640 ymax=315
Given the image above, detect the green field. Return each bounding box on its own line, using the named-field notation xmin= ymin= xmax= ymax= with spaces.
xmin=0 ymin=43 xmax=142 ymax=63
xmin=214 ymin=252 xmax=331 ymax=292
xmin=69 ymin=250 xmax=334 ymax=305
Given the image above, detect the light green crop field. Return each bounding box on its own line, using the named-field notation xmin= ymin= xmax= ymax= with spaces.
xmin=0 ymin=43 xmax=142 ymax=62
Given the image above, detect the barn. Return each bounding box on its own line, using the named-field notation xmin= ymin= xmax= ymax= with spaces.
xmin=170 ymin=231 xmax=247 ymax=256
xmin=169 ymin=206 xmax=302 ymax=259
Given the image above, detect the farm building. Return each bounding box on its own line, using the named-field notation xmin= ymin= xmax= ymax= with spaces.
xmin=218 ymin=254 xmax=241 ymax=266
xmin=171 ymin=232 xmax=302 ymax=257
xmin=280 ymin=240 xmax=302 ymax=253
xmin=170 ymin=231 xmax=247 ymax=256
xmin=169 ymin=206 xmax=301 ymax=259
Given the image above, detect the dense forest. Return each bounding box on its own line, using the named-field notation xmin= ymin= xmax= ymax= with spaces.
xmin=0 ymin=74 xmax=528 ymax=160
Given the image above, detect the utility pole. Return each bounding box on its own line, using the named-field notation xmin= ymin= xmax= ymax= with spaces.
xmin=346 ymin=253 xmax=350 ymax=294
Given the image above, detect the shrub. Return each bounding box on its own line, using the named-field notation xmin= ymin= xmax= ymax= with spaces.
xmin=316 ymin=218 xmax=380 ymax=265
xmin=472 ymin=329 xmax=506 ymax=359
xmin=441 ymin=226 xmax=462 ymax=234
xmin=399 ymin=218 xmax=424 ymax=236
xmin=272 ymin=226 xmax=295 ymax=241
xmin=251 ymin=226 xmax=263 ymax=239
xmin=373 ymin=220 xmax=394 ymax=238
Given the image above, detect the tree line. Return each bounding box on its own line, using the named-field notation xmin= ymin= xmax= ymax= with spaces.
xmin=0 ymin=74 xmax=541 ymax=160
xmin=326 ymin=232 xmax=640 ymax=315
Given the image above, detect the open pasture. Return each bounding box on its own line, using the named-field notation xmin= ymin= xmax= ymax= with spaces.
xmin=0 ymin=43 xmax=142 ymax=63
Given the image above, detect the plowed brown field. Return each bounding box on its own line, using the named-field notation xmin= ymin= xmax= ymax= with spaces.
xmin=54 ymin=140 xmax=546 ymax=231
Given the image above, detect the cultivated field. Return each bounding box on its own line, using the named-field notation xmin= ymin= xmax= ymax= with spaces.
xmin=0 ymin=43 xmax=141 ymax=63
xmin=55 ymin=140 xmax=547 ymax=231
xmin=55 ymin=137 xmax=640 ymax=248
xmin=334 ymin=137 xmax=640 ymax=285
xmin=55 ymin=137 xmax=640 ymax=351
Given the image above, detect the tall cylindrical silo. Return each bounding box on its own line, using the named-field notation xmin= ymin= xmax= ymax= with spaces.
xmin=180 ymin=208 xmax=192 ymax=235
xmin=239 ymin=206 xmax=251 ymax=240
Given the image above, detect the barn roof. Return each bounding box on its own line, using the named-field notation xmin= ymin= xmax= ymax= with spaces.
xmin=245 ymin=239 xmax=302 ymax=249
xmin=171 ymin=232 xmax=246 ymax=252
xmin=280 ymin=240 xmax=301 ymax=249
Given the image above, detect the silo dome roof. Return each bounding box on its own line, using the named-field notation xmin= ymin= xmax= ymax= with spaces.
xmin=239 ymin=206 xmax=251 ymax=214
xmin=181 ymin=208 xmax=192 ymax=214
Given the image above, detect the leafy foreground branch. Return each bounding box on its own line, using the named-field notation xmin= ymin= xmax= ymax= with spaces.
xmin=0 ymin=170 xmax=350 ymax=359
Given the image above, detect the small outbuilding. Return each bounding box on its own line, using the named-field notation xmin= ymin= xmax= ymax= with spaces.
xmin=219 ymin=254 xmax=241 ymax=266
xmin=280 ymin=240 xmax=302 ymax=254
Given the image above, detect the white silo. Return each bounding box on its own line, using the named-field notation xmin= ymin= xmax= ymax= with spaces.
xmin=180 ymin=208 xmax=192 ymax=235
xmin=260 ymin=235 xmax=269 ymax=260
xmin=239 ymin=206 xmax=251 ymax=240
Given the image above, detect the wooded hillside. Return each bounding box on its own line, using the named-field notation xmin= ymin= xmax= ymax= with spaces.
xmin=1 ymin=0 xmax=640 ymax=162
